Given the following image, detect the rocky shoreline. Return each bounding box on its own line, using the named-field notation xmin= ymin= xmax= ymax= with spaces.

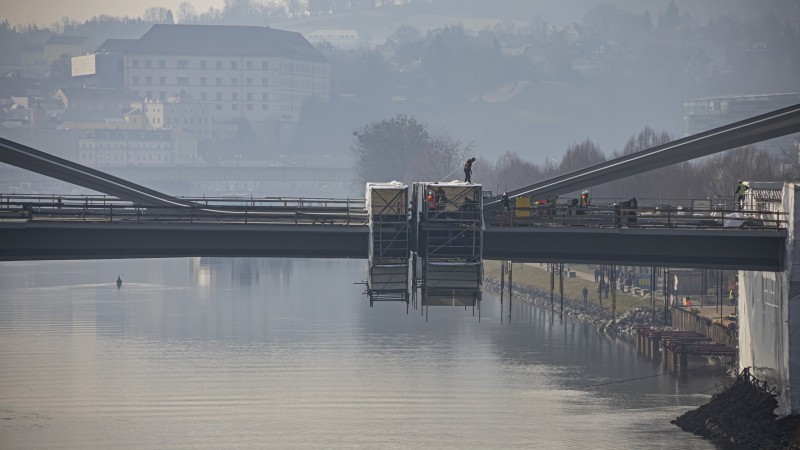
xmin=672 ymin=368 xmax=800 ymax=449
xmin=484 ymin=277 xmax=669 ymax=338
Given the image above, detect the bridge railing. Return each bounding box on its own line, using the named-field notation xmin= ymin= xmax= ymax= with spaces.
xmin=0 ymin=193 xmax=368 ymax=226
xmin=487 ymin=203 xmax=787 ymax=231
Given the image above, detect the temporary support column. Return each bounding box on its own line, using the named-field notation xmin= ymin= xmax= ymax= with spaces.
xmin=559 ymin=262 xmax=564 ymax=322
xmin=550 ymin=263 xmax=555 ymax=312
xmin=365 ymin=182 xmax=410 ymax=306
xmin=611 ymin=265 xmax=617 ymax=326
xmin=414 ymin=181 xmax=483 ymax=310
xmin=508 ymin=261 xmax=513 ymax=323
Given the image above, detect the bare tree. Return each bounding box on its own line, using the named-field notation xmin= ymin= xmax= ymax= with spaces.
xmin=352 ymin=115 xmax=431 ymax=186
xmin=407 ymin=133 xmax=472 ymax=182
xmin=603 ymin=127 xmax=674 ymax=200
xmin=176 ymin=2 xmax=197 ymax=23
xmin=142 ymin=7 xmax=174 ymax=24
xmin=698 ymin=146 xmax=779 ymax=200
xmin=487 ymin=151 xmax=546 ymax=194
xmin=557 ymin=138 xmax=606 ymax=174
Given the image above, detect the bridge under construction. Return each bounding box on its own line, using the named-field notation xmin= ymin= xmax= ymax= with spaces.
xmin=3 ymin=102 xmax=800 ymax=412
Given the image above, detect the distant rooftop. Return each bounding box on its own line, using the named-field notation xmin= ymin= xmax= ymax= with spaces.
xmin=127 ymin=24 xmax=327 ymax=62
xmin=688 ymin=92 xmax=800 ymax=102
xmin=85 ymin=129 xmax=172 ymax=141
xmin=45 ymin=35 xmax=88 ymax=46
xmin=95 ymin=38 xmax=137 ymax=53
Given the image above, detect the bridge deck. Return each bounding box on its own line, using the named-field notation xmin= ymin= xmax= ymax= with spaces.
xmin=0 ymin=194 xmax=787 ymax=270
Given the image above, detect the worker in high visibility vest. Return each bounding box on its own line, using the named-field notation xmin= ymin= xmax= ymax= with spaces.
xmin=729 ymin=289 xmax=735 ymax=305
xmin=580 ymin=190 xmax=591 ymax=208
xmin=427 ymin=193 xmax=437 ymax=210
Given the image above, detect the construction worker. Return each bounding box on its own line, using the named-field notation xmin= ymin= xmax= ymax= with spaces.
xmin=547 ymin=195 xmax=558 ymax=216
xmin=501 ymin=192 xmax=510 ymax=214
xmin=427 ymin=192 xmax=437 ymax=210
xmin=580 ymin=190 xmax=591 ymax=208
xmin=463 ymin=157 xmax=476 ymax=183
xmin=729 ymin=289 xmax=735 ymax=305
xmin=736 ymin=180 xmax=749 ymax=210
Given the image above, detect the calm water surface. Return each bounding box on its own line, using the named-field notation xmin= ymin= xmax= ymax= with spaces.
xmin=0 ymin=258 xmax=725 ymax=449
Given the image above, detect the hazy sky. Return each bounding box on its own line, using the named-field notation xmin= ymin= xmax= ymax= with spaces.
xmin=3 ymin=0 xmax=224 ymax=26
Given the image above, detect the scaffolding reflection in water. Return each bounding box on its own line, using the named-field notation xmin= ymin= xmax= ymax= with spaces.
xmin=363 ymin=181 xmax=485 ymax=320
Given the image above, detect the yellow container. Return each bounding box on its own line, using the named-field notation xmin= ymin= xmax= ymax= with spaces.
xmin=515 ymin=197 xmax=530 ymax=217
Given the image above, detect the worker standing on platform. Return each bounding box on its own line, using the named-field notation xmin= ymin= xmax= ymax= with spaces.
xmin=501 ymin=192 xmax=510 ymax=214
xmin=580 ymin=190 xmax=591 ymax=208
xmin=736 ymin=180 xmax=749 ymax=210
xmin=463 ymin=157 xmax=476 ymax=183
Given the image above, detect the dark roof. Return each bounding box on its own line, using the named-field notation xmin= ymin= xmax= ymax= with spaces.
xmin=96 ymin=39 xmax=137 ymax=53
xmin=45 ymin=35 xmax=88 ymax=46
xmin=127 ymin=24 xmax=326 ymax=62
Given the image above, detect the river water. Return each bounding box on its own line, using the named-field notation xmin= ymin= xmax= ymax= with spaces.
xmin=0 ymin=258 xmax=725 ymax=449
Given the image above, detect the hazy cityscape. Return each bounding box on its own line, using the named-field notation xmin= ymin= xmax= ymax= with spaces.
xmin=0 ymin=0 xmax=798 ymax=198
xmin=2 ymin=1 xmax=800 ymax=448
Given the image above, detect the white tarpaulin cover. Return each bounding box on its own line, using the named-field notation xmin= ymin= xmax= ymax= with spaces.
xmin=738 ymin=183 xmax=800 ymax=415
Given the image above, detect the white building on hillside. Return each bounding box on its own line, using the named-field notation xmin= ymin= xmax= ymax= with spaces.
xmin=124 ymin=24 xmax=330 ymax=123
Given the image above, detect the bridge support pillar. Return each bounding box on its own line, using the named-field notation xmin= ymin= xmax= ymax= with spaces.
xmin=738 ymin=182 xmax=800 ymax=415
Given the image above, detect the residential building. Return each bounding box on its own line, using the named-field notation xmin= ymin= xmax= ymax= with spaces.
xmin=143 ymin=96 xmax=211 ymax=139
xmin=124 ymin=24 xmax=330 ymax=123
xmin=78 ymin=128 xmax=198 ymax=167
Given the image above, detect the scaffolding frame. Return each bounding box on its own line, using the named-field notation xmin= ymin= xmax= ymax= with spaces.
xmin=412 ymin=182 xmax=484 ymax=309
xmin=366 ymin=183 xmax=410 ymax=305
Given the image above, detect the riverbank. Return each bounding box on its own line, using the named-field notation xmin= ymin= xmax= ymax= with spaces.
xmin=480 ymin=262 xmax=800 ymax=447
xmin=483 ymin=261 xmax=668 ymax=337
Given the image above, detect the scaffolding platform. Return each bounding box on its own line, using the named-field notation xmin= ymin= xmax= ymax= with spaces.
xmin=412 ymin=181 xmax=483 ymax=307
xmin=366 ymin=182 xmax=410 ymax=305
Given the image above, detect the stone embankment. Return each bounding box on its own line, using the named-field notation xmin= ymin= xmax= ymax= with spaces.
xmin=484 ymin=278 xmax=669 ymax=338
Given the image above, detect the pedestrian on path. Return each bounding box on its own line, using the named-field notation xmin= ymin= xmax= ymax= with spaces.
xmin=582 ymin=286 xmax=588 ymax=303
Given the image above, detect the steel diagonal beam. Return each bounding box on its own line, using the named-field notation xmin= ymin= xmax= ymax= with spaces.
xmin=0 ymin=136 xmax=192 ymax=208
xmin=487 ymin=103 xmax=800 ymax=206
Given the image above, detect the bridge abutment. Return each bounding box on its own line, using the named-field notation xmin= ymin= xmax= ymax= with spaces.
xmin=739 ymin=182 xmax=800 ymax=414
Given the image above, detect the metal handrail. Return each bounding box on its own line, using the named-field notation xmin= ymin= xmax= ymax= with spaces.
xmin=486 ymin=204 xmax=788 ymax=230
